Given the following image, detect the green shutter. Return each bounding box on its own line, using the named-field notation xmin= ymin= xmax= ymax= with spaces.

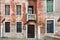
xmin=47 ymin=1 xmax=53 ymax=12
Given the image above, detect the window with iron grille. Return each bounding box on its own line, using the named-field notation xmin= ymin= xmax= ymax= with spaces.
xmin=5 ymin=22 xmax=10 ymax=32
xmin=17 ymin=22 xmax=22 ymax=32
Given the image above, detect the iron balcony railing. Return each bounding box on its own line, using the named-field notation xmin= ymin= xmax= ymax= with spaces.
xmin=27 ymin=14 xmax=36 ymax=21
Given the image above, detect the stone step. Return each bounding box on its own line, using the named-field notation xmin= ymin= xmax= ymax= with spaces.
xmin=0 ymin=38 xmax=39 ymax=40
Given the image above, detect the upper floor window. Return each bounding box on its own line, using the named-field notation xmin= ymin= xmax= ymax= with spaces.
xmin=5 ymin=22 xmax=10 ymax=32
xmin=47 ymin=0 xmax=53 ymax=12
xmin=17 ymin=22 xmax=22 ymax=32
xmin=16 ymin=5 xmax=21 ymax=15
xmin=28 ymin=6 xmax=33 ymax=14
xmin=5 ymin=5 xmax=10 ymax=15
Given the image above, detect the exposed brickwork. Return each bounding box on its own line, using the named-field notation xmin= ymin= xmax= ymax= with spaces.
xmin=21 ymin=3 xmax=26 ymax=25
xmin=10 ymin=0 xmax=16 ymax=25
xmin=37 ymin=0 xmax=46 ymax=35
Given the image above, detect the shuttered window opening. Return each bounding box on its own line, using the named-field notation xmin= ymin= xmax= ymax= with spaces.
xmin=47 ymin=0 xmax=53 ymax=12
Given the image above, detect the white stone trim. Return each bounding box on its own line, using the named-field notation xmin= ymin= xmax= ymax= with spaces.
xmin=38 ymin=26 xmax=40 ymax=39
xmin=53 ymin=0 xmax=55 ymax=12
xmin=1 ymin=24 xmax=2 ymax=37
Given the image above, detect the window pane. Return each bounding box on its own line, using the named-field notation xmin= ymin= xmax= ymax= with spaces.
xmin=5 ymin=22 xmax=10 ymax=32
xmin=16 ymin=5 xmax=21 ymax=15
xmin=47 ymin=20 xmax=54 ymax=33
xmin=28 ymin=6 xmax=33 ymax=14
xmin=5 ymin=5 xmax=10 ymax=15
xmin=17 ymin=22 xmax=22 ymax=32
xmin=47 ymin=1 xmax=53 ymax=12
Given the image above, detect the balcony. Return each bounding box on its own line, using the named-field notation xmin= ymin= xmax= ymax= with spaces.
xmin=27 ymin=14 xmax=36 ymax=21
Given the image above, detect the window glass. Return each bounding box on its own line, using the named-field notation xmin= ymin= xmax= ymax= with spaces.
xmin=5 ymin=5 xmax=10 ymax=15
xmin=16 ymin=5 xmax=21 ymax=15
xmin=28 ymin=6 xmax=33 ymax=14
xmin=17 ymin=22 xmax=22 ymax=32
xmin=47 ymin=0 xmax=53 ymax=12
xmin=5 ymin=22 xmax=10 ymax=32
xmin=47 ymin=20 xmax=54 ymax=33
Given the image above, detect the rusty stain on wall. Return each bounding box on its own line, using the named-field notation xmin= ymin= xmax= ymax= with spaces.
xmin=10 ymin=0 xmax=16 ymax=25
xmin=0 ymin=0 xmax=46 ymax=35
xmin=21 ymin=3 xmax=26 ymax=25
xmin=37 ymin=1 xmax=46 ymax=35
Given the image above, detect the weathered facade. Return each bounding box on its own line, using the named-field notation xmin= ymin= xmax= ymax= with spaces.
xmin=0 ymin=0 xmax=60 ymax=39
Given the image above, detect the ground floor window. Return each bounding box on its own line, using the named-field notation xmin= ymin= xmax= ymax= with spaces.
xmin=5 ymin=22 xmax=10 ymax=32
xmin=16 ymin=22 xmax=22 ymax=33
xmin=46 ymin=19 xmax=55 ymax=33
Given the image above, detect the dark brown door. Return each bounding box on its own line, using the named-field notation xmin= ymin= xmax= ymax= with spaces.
xmin=27 ymin=25 xmax=35 ymax=38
